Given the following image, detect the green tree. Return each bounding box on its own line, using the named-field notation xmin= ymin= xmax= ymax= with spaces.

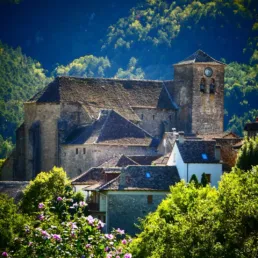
xmin=54 ymin=55 xmax=111 ymax=78
xmin=0 ymin=194 xmax=27 ymax=250
xmin=131 ymin=166 xmax=258 ymax=258
xmin=201 ymin=173 xmax=208 ymax=187
xmin=115 ymin=57 xmax=145 ymax=79
xmin=189 ymin=174 xmax=199 ymax=185
xmin=19 ymin=167 xmax=71 ymax=214
xmin=235 ymin=136 xmax=258 ymax=171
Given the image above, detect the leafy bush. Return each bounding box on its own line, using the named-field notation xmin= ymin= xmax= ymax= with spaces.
xmin=131 ymin=166 xmax=258 ymax=258
xmin=19 ymin=167 xmax=72 ymax=214
xmin=6 ymin=197 xmax=132 ymax=258
xmin=0 ymin=194 xmax=27 ymax=250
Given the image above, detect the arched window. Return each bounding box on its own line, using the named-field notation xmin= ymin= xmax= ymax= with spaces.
xmin=200 ymin=78 xmax=206 ymax=93
xmin=210 ymin=78 xmax=216 ymax=94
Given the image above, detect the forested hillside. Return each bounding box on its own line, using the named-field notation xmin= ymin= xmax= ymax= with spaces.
xmin=0 ymin=0 xmax=257 ymax=158
xmin=0 ymin=41 xmax=50 ymax=158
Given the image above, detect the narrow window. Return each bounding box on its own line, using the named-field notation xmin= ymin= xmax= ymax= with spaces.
xmin=200 ymin=78 xmax=206 ymax=93
xmin=206 ymin=174 xmax=211 ymax=183
xmin=210 ymin=78 xmax=215 ymax=94
xmin=153 ymin=115 xmax=155 ymax=120
xmin=169 ymin=115 xmax=172 ymax=121
xmin=141 ymin=114 xmax=144 ymax=120
xmin=173 ymin=152 xmax=176 ymax=163
xmin=83 ymin=148 xmax=86 ymax=154
xmin=147 ymin=195 xmax=153 ymax=204
xmin=76 ymin=148 xmax=78 ymax=155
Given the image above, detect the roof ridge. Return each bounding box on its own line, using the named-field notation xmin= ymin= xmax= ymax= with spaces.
xmin=99 ymin=175 xmax=120 ymax=190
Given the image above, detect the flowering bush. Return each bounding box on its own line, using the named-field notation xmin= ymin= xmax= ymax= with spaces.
xmin=5 ymin=197 xmax=132 ymax=258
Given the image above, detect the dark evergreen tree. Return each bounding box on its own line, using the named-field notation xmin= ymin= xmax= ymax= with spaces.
xmin=189 ymin=174 xmax=199 ymax=186
xmin=201 ymin=173 xmax=208 ymax=187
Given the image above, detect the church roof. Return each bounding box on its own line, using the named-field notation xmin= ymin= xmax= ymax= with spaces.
xmin=28 ymin=77 xmax=178 ymax=122
xmin=99 ymin=155 xmax=140 ymax=168
xmin=175 ymin=50 xmax=225 ymax=65
xmin=176 ymin=140 xmax=219 ymax=163
xmin=99 ymin=166 xmax=180 ymax=191
xmin=64 ymin=109 xmax=156 ymax=146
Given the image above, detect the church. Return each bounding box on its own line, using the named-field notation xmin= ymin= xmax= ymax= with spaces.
xmin=2 ymin=50 xmax=226 ymax=181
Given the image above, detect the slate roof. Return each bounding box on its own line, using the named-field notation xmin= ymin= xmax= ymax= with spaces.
xmin=198 ymin=131 xmax=240 ymax=140
xmin=152 ymin=153 xmax=170 ymax=166
xmin=71 ymin=167 xmax=122 ymax=185
xmin=175 ymin=50 xmax=225 ymax=65
xmin=176 ymin=140 xmax=219 ymax=163
xmin=99 ymin=155 xmax=139 ymax=167
xmin=28 ymin=77 xmax=178 ymax=122
xmin=0 ymin=181 xmax=29 ymax=202
xmin=64 ymin=109 xmax=155 ymax=146
xmin=127 ymin=155 xmax=162 ymax=165
xmin=100 ymin=166 xmax=180 ymax=191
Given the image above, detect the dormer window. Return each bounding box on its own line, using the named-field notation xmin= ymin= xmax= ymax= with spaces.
xmin=200 ymin=78 xmax=206 ymax=93
xmin=210 ymin=78 xmax=216 ymax=94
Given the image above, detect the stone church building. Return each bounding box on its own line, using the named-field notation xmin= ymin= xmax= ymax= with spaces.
xmin=1 ymin=50 xmax=226 ymax=180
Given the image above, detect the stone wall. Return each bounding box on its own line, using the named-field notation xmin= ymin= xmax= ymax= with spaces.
xmin=60 ymin=144 xmax=158 ymax=178
xmin=24 ymin=103 xmax=60 ymax=179
xmin=192 ymin=63 xmax=224 ymax=134
xmin=171 ymin=65 xmax=194 ymax=133
xmin=133 ymin=108 xmax=175 ymax=137
xmin=215 ymin=138 xmax=242 ymax=170
xmin=107 ymin=192 xmax=167 ymax=235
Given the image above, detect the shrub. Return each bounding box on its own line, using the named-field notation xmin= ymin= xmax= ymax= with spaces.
xmin=189 ymin=174 xmax=199 ymax=185
xmin=0 ymin=194 xmax=27 ymax=250
xmin=19 ymin=167 xmax=71 ymax=214
xmin=7 ymin=197 xmax=132 ymax=258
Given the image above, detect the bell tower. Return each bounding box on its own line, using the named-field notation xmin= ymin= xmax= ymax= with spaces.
xmin=173 ymin=50 xmax=225 ymax=134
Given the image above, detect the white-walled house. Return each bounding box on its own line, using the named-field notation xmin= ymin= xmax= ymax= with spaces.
xmin=167 ymin=134 xmax=222 ymax=187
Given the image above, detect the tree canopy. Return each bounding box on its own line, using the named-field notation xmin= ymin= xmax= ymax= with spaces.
xmin=131 ymin=166 xmax=258 ymax=258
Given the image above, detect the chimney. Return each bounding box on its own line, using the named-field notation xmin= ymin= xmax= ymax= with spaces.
xmin=178 ymin=131 xmax=185 ymax=144
xmin=215 ymin=145 xmax=221 ymax=161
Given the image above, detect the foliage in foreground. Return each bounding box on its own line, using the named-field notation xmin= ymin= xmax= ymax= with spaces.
xmin=0 ymin=194 xmax=28 ymax=250
xmin=1 ymin=167 xmax=132 ymax=257
xmin=235 ymin=136 xmax=258 ymax=171
xmin=19 ymin=167 xmax=72 ymax=214
xmin=131 ymin=166 xmax=258 ymax=258
xmin=7 ymin=198 xmax=132 ymax=258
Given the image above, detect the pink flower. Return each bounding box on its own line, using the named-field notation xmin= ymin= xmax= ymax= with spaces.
xmin=116 ymin=228 xmax=125 ymax=235
xmin=57 ymin=196 xmax=63 ymax=201
xmin=87 ymin=215 xmax=95 ymax=225
xmin=1 ymin=252 xmax=8 ymax=257
xmin=85 ymin=244 xmax=91 ymax=249
xmin=104 ymin=247 xmax=109 ymax=252
xmin=116 ymin=256 xmax=120 ymax=258
xmin=98 ymin=221 xmax=105 ymax=229
xmin=79 ymin=201 xmax=87 ymax=207
xmin=124 ymin=254 xmax=132 ymax=258
xmin=38 ymin=214 xmax=45 ymax=221
xmin=106 ymin=254 xmax=112 ymax=258
xmin=41 ymin=230 xmax=50 ymax=239
xmin=38 ymin=203 xmax=44 ymax=209
xmin=28 ymin=242 xmax=33 ymax=246
xmin=52 ymin=234 xmax=62 ymax=241
xmin=121 ymin=239 xmax=127 ymax=245
xmin=105 ymin=234 xmax=114 ymax=240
